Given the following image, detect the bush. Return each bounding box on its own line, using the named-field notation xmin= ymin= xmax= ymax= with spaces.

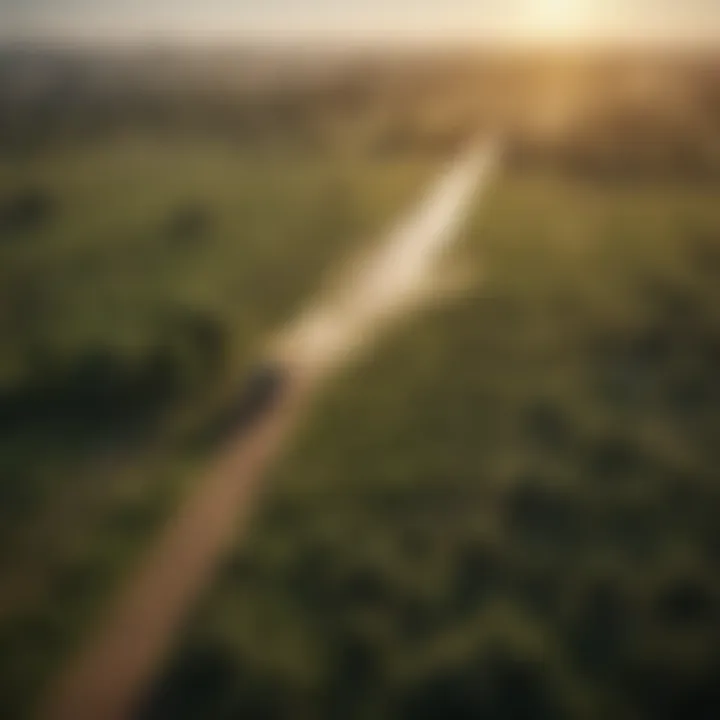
xmin=0 ymin=187 xmax=55 ymax=235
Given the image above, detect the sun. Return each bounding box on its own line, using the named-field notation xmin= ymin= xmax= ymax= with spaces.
xmin=523 ymin=0 xmax=597 ymax=39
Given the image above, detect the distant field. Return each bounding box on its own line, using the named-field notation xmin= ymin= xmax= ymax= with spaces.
xmin=0 ymin=136 xmax=437 ymax=718
xmin=144 ymin=170 xmax=720 ymax=720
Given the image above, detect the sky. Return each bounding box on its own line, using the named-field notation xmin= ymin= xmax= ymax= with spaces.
xmin=2 ymin=0 xmax=720 ymax=44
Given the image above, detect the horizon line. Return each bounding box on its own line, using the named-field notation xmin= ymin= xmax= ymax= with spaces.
xmin=2 ymin=30 xmax=720 ymax=53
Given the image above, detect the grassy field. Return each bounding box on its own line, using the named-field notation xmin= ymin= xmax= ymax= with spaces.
xmin=0 ymin=134 xmax=437 ymax=718
xmin=1 ymin=47 xmax=719 ymax=720
xmin=143 ymin=169 xmax=720 ymax=720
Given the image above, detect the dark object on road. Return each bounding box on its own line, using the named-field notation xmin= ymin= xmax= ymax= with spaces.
xmin=231 ymin=363 xmax=287 ymax=428
xmin=198 ymin=362 xmax=288 ymax=449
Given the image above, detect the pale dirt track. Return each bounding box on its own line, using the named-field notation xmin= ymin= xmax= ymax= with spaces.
xmin=40 ymin=140 xmax=499 ymax=720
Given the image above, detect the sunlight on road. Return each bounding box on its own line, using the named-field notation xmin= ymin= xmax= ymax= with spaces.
xmin=276 ymin=139 xmax=501 ymax=374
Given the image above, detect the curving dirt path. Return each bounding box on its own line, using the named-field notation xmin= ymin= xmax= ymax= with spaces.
xmin=40 ymin=139 xmax=499 ymax=720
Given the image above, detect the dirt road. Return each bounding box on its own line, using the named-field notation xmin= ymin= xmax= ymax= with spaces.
xmin=40 ymin=140 xmax=499 ymax=720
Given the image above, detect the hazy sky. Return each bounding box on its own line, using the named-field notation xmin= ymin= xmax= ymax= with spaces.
xmin=2 ymin=0 xmax=720 ymax=43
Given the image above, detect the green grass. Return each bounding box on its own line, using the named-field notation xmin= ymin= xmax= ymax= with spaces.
xmin=144 ymin=171 xmax=720 ymax=720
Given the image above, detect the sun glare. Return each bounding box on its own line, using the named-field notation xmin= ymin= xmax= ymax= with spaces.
xmin=523 ymin=0 xmax=598 ymax=39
